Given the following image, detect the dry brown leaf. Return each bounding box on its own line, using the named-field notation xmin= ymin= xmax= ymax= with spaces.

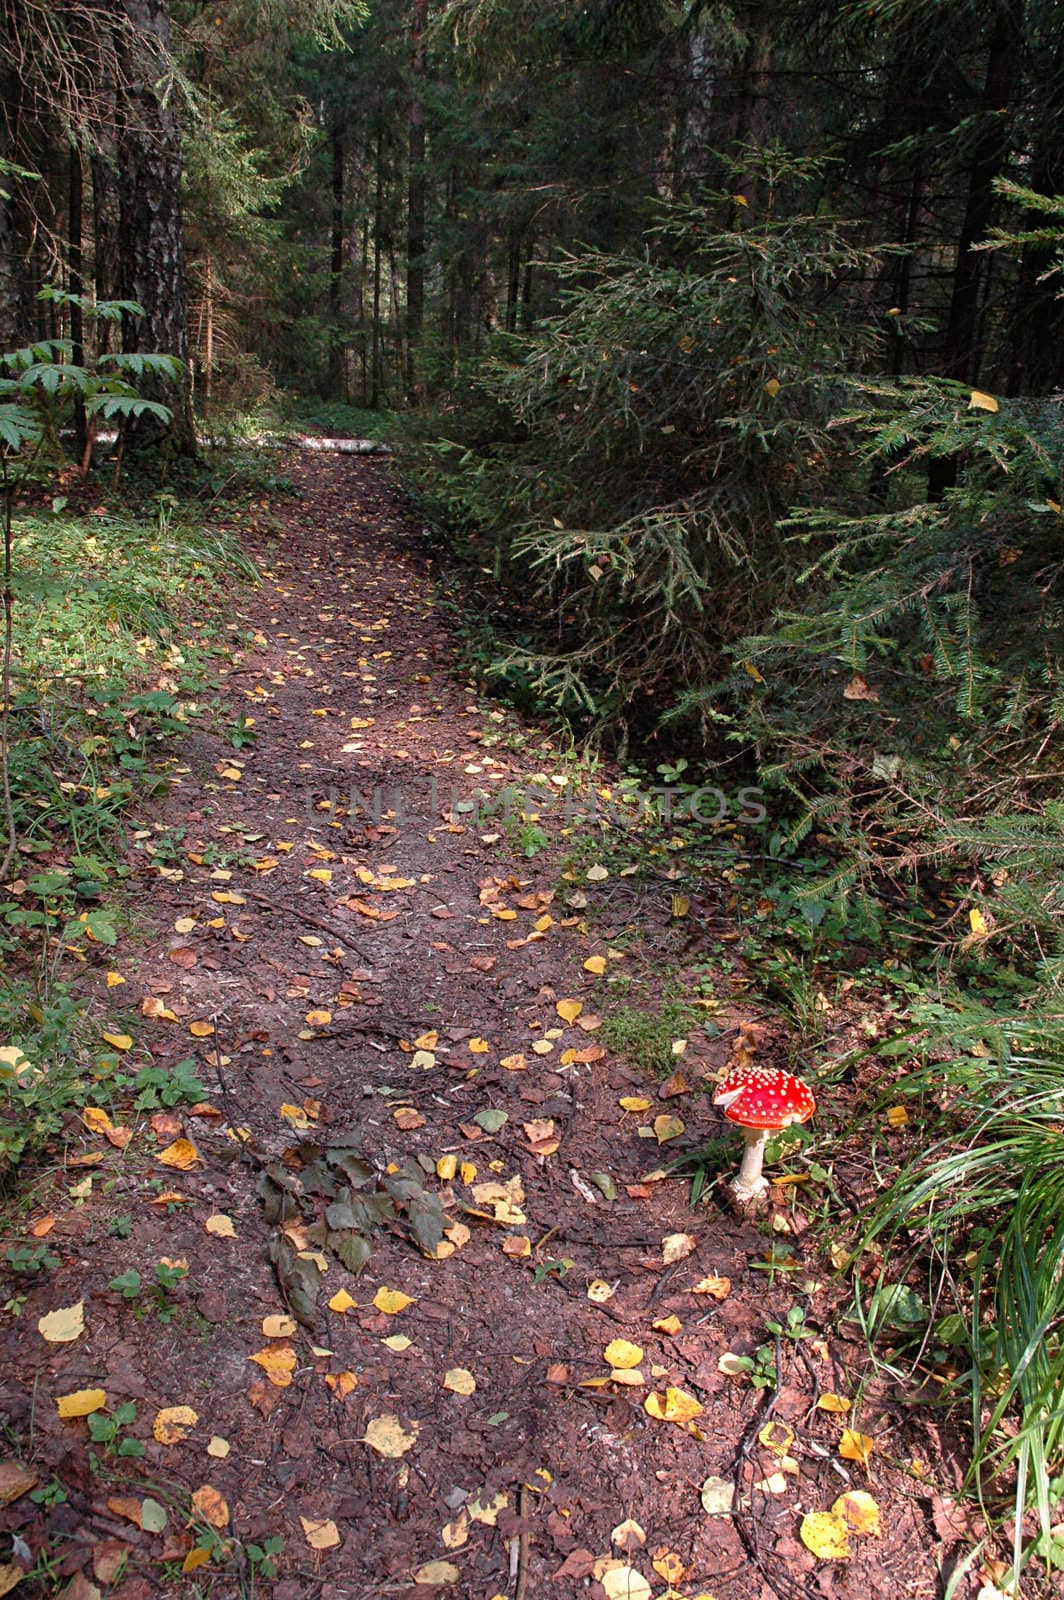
xmin=0 ymin=1461 xmax=37 ymax=1505
xmin=413 ymin=1562 xmax=459 ymax=1587
xmin=190 ymin=1485 xmax=229 ymax=1529
xmin=691 ymin=1274 xmax=731 ymax=1300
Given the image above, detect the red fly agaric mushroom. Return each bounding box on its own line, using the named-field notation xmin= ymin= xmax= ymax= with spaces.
xmin=712 ymin=1066 xmax=815 ymax=1208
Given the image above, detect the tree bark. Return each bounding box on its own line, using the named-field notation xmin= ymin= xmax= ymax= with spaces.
xmin=328 ymin=125 xmax=344 ymax=397
xmin=405 ymin=0 xmax=427 ymax=395
xmin=114 ymin=0 xmax=196 ymax=456
xmin=938 ymin=0 xmax=1022 ymax=385
xmin=928 ymin=0 xmax=1021 ymax=500
xmin=68 ymin=144 xmax=87 ymax=458
xmin=370 ymin=122 xmax=383 ymax=409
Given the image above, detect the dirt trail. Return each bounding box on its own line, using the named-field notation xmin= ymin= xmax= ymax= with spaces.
xmin=5 ymin=456 xmax=947 ymax=1600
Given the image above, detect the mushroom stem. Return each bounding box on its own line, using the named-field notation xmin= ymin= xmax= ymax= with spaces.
xmin=732 ymin=1126 xmax=770 ymax=1203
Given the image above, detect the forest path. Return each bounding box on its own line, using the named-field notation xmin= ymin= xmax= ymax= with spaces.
xmin=12 ymin=455 xmax=939 ymax=1600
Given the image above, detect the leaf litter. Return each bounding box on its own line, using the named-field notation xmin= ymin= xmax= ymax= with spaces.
xmin=0 ymin=454 xmax=952 ymax=1600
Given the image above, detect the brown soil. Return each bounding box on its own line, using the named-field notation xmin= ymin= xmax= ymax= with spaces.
xmin=1 ymin=455 xmax=978 ymax=1600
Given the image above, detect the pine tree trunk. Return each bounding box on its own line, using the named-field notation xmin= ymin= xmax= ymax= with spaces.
xmin=115 ymin=0 xmax=196 ymax=456
xmin=68 ymin=145 xmax=87 ymax=459
xmin=202 ymin=249 xmax=213 ymax=409
xmin=370 ymin=124 xmax=383 ymax=409
xmin=405 ymin=0 xmax=427 ymax=395
xmin=938 ymin=0 xmax=1021 ymax=385
xmin=329 ymin=127 xmax=344 ymax=397
xmin=929 ymin=0 xmax=1021 ymax=499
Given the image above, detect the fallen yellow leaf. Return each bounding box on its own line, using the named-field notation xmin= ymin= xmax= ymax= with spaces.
xmin=800 ymin=1509 xmax=850 ymax=1559
xmin=363 ymin=1413 xmax=418 ymax=1457
xmin=555 ymin=999 xmax=583 ymax=1024
xmin=189 ymin=1021 xmax=215 ymax=1038
xmin=816 ymin=1393 xmax=851 ymax=1414
xmin=206 ymin=1436 xmax=230 ymax=1458
xmin=833 ymin=1489 xmax=881 ymax=1537
xmin=82 ymin=1106 xmax=114 ymax=1135
xmin=38 ymin=1301 xmax=84 ymax=1344
xmin=156 ymin=1139 xmax=200 ymax=1171
xmin=583 ymin=955 xmax=607 ymax=975
xmin=153 ymin=1405 xmax=198 ymax=1444
xmin=56 ymin=1387 xmax=107 ymax=1419
xmin=248 ymin=1343 xmax=297 ymax=1387
xmin=182 ymin=1548 xmax=212 ymax=1574
xmin=600 ymin=1567 xmax=650 ymax=1600
xmin=328 ymin=1288 xmax=357 ymax=1314
xmin=261 ymin=1314 xmax=297 ymax=1338
xmin=301 ymin=1516 xmax=341 ymax=1550
xmin=373 ymin=1287 xmax=414 ymax=1315
xmin=205 ymin=1214 xmax=236 ymax=1238
xmin=604 ymin=1339 xmax=643 ymax=1371
xmin=324 ymin=1370 xmax=358 ymax=1398
xmin=442 ymin=1367 xmax=476 ymax=1395
xmin=839 ymin=1428 xmax=875 ymax=1467
xmin=644 ymin=1387 xmax=704 ymax=1428
xmin=101 ymin=1032 xmax=132 ymax=1052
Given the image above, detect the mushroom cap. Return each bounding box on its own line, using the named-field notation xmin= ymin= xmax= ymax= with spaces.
xmin=712 ymin=1066 xmax=815 ymax=1130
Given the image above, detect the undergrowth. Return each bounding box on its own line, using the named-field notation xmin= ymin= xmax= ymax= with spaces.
xmin=1 ymin=494 xmax=258 ymax=1170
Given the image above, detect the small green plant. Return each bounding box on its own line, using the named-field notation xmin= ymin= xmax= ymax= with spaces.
xmin=107 ymin=1215 xmax=133 ymax=1240
xmin=246 ymin=1536 xmax=285 ymax=1583
xmin=4 ymin=1242 xmax=59 ymax=1274
xmin=600 ymin=999 xmax=702 ymax=1077
xmin=108 ymin=1262 xmax=188 ymax=1323
xmin=533 ymin=1257 xmax=575 ymax=1283
xmin=728 ymin=1343 xmax=779 ymax=1391
xmin=764 ymin=1304 xmax=814 ymax=1345
xmin=29 ymin=1477 xmax=69 ymax=1508
xmin=87 ymin=1402 xmax=145 ymax=1459
xmin=128 ymin=1059 xmax=207 ymax=1110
